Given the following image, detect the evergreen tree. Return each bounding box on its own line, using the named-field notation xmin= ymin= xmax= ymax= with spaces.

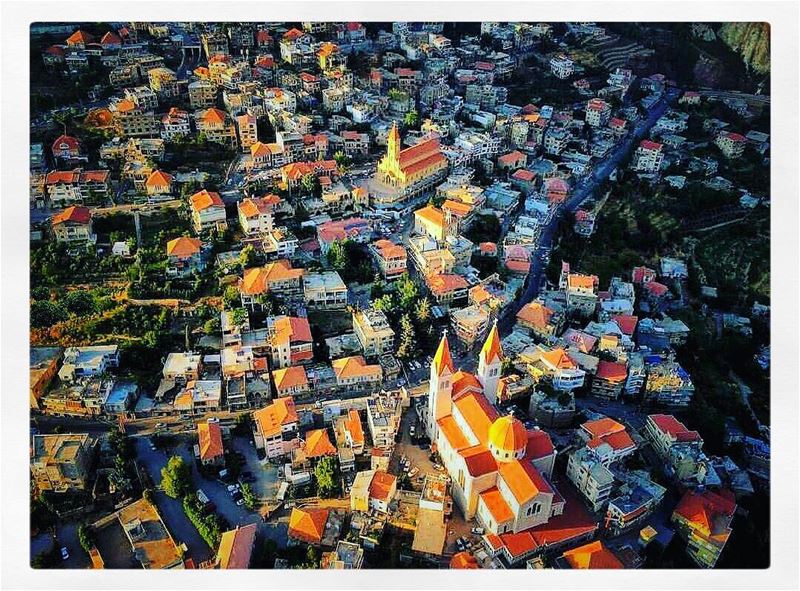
xmin=161 ymin=455 xmax=192 ymax=499
xmin=414 ymin=296 xmax=431 ymax=324
xmin=396 ymin=313 xmax=417 ymax=360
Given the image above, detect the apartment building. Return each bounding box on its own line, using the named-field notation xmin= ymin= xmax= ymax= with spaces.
xmin=31 ymin=433 xmax=94 ymax=492
xmin=196 ymin=108 xmax=237 ymax=148
xmin=239 ymin=260 xmax=305 ymax=309
xmin=352 ymin=308 xmax=395 ymax=358
xmin=190 ymin=189 xmax=228 ymax=234
xmin=235 ymin=113 xmax=258 ymax=151
xmin=366 ymin=392 xmax=403 ymax=451
xmin=632 ymin=140 xmax=664 ymax=172
xmin=332 ymin=356 xmax=383 ymax=392
xmin=303 ymin=272 xmax=348 ymax=310
xmin=252 ymin=397 xmax=300 ymax=459
xmin=566 ymin=447 xmax=615 ymax=512
xmin=369 ymin=239 xmax=407 ymax=280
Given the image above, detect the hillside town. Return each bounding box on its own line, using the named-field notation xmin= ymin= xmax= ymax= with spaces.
xmin=29 ymin=21 xmax=770 ymax=571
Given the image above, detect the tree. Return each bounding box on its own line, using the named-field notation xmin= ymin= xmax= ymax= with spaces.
xmin=333 ymin=150 xmax=351 ymax=170
xmin=161 ymin=455 xmax=192 ymax=499
xmin=404 ymin=110 xmax=419 ymax=129
xmin=240 ymin=482 xmax=259 ymax=511
xmin=300 ymin=173 xmax=319 ymax=196
xmin=238 ymin=244 xmax=258 ymax=269
xmin=326 ymin=240 xmax=348 ymax=270
xmin=314 ymin=456 xmax=340 ymax=498
xmin=372 ymin=294 xmax=395 ymax=313
xmin=396 ymin=273 xmax=419 ymax=311
xmin=230 ymin=307 xmax=249 ymax=327
xmin=223 ymin=285 xmax=240 ymax=308
xmin=414 ymin=297 xmax=431 ymax=324
xmin=78 ymin=523 xmax=95 ymax=554
xmin=203 ymin=316 xmax=221 ymax=335
xmin=396 ymin=313 xmax=417 ymax=360
xmin=30 ymin=300 xmax=68 ymax=328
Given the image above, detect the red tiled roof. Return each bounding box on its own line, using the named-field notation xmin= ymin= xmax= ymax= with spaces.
xmin=368 ymin=470 xmax=396 ymax=502
xmin=611 ymin=314 xmax=638 ymax=336
xmin=288 ymin=507 xmax=328 ymax=544
xmin=562 ymin=540 xmax=624 ymax=569
xmin=640 ymin=139 xmax=663 ymax=151
xmin=649 ymin=414 xmax=702 ymax=442
xmin=198 ymin=421 xmax=224 ymax=461
xmin=303 ymin=429 xmax=337 ymax=458
xmin=595 ymin=360 xmax=628 ymax=381
xmin=459 ymin=445 xmax=498 ymax=477
xmin=52 ymin=205 xmax=91 ymax=226
xmin=450 ymin=551 xmax=479 ymax=569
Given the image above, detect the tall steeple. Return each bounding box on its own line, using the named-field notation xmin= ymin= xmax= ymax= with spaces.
xmin=387 ymin=121 xmax=401 ymax=161
xmin=478 ymin=320 xmax=503 ymax=405
xmin=427 ymin=331 xmax=454 ymax=441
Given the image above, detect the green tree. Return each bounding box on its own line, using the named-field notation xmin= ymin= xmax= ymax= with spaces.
xmin=161 ymin=455 xmax=192 ymax=499
xmin=372 ymin=294 xmax=395 ymax=313
xmin=404 ymin=110 xmax=419 ymax=129
xmin=223 ymin=285 xmax=240 ymax=308
xmin=203 ymin=316 xmax=221 ymax=335
xmin=240 ymin=482 xmax=259 ymax=510
xmin=414 ymin=296 xmax=431 ymax=324
xmin=78 ymin=523 xmax=95 ymax=554
xmin=333 ymin=150 xmax=351 ymax=169
xmin=396 ymin=273 xmax=419 ymax=311
xmin=30 ymin=300 xmax=68 ymax=328
xmin=300 ymin=173 xmax=319 ymax=196
xmin=238 ymin=244 xmax=258 ymax=269
xmin=314 ymin=456 xmax=340 ymax=498
xmin=396 ymin=313 xmax=417 ymax=360
xmin=62 ymin=290 xmax=97 ymax=317
xmin=326 ymin=240 xmax=348 ymax=270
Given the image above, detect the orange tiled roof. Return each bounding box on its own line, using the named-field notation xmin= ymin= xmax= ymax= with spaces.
xmin=459 ymin=445 xmax=498 ymax=477
xmin=288 ymin=507 xmax=328 ymax=544
xmin=240 ymin=260 xmax=304 ymax=295
xmin=190 ymin=189 xmax=224 ymax=212
xmin=437 ymin=415 xmax=471 ymax=452
xmin=452 ymin=391 xmax=498 ymax=443
xmin=432 ymin=334 xmax=455 ymax=376
xmin=516 ymin=302 xmax=554 ymax=329
xmin=581 ymin=418 xmax=625 ymax=439
xmin=415 ymin=204 xmax=445 ymax=228
xmin=66 ymin=30 xmax=94 ymax=45
xmin=253 ymin=397 xmax=298 ymax=438
xmin=442 ymin=199 xmax=471 ymax=217
xmin=145 ymin=170 xmax=172 ymax=188
xmin=273 ymin=365 xmax=309 ymax=391
xmin=345 ymin=409 xmax=364 ymax=445
xmin=52 ymin=205 xmax=91 ymax=226
xmin=197 ymin=421 xmax=224 ymax=461
xmin=303 ymin=428 xmax=337 ymax=458
xmin=540 ymin=348 xmax=577 ymax=370
xmin=487 ymin=415 xmax=526 ymax=453
xmin=450 ymin=551 xmax=479 ymax=569
xmin=498 ymin=150 xmax=526 ymax=165
xmin=587 ymin=429 xmax=636 ymax=453
xmin=648 ymin=414 xmax=702 ymax=442
xmin=217 ymin=523 xmax=257 ymax=569
xmin=368 ymin=470 xmax=396 ymax=502
xmin=562 ymin=540 xmax=623 ymax=569
xmin=332 ymin=356 xmax=381 ymax=381
xmin=567 ymin=273 xmax=598 ymax=290
xmin=480 ymin=322 xmax=503 ymax=364
xmin=595 ymin=360 xmax=627 ymax=382
xmin=498 ymin=459 xmax=547 ymax=504
xmin=166 ymin=236 xmax=202 ymax=258
xmin=479 ymin=487 xmax=514 ymax=524
xmin=199 ymin=108 xmax=227 ymax=125
xmin=427 ymin=273 xmax=468 ymax=296
xmin=673 ymin=489 xmax=736 ymax=537
xmin=271 ymin=316 xmax=312 ymax=346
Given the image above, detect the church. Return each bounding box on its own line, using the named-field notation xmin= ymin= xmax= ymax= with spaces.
xmin=369 ymin=122 xmax=448 ymax=209
xmin=426 ymin=322 xmax=565 ymax=536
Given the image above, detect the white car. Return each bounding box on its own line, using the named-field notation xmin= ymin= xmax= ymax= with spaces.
xmin=227 ymin=484 xmax=239 ymax=493
xmin=60 ymin=547 xmax=69 ymax=561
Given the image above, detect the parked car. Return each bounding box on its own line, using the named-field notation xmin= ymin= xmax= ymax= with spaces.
xmin=227 ymin=484 xmax=239 ymax=493
xmin=60 ymin=547 xmax=69 ymax=561
xmin=232 ymin=491 xmax=243 ymax=502
xmin=408 ymin=467 xmax=419 ymax=478
xmin=471 ymin=527 xmax=485 ymax=535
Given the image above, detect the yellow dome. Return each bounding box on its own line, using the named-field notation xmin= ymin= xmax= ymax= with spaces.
xmin=488 ymin=415 xmax=527 ymax=455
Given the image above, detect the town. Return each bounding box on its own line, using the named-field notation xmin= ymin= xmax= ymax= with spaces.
xmin=29 ymin=21 xmax=770 ymax=571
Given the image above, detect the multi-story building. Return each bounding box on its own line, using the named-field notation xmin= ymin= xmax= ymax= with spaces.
xmin=50 ymin=205 xmax=95 ymax=247
xmin=188 ymin=79 xmax=218 ymax=109
xmin=45 ymin=170 xmax=110 ymax=207
xmin=31 ymin=433 xmax=94 ymax=492
xmin=566 ymin=448 xmax=615 ymax=512
xmin=166 ymin=236 xmax=205 ymax=278
xmin=577 ymin=418 xmax=637 ymax=466
xmin=426 ymin=273 xmax=469 ymax=308
xmin=516 ymin=301 xmax=561 ymax=341
xmin=585 ymin=98 xmax=611 ymax=127
xmin=645 ymin=414 xmax=709 ymax=485
xmin=197 ymin=419 xmax=225 ymax=467
xmin=714 ymin=131 xmax=747 ymax=159
xmin=450 ymin=304 xmax=491 ymax=349
xmin=239 ymin=260 xmax=305 ymax=308
xmin=550 ymin=54 xmax=574 ymax=79
xmin=643 ymin=358 xmax=695 ymax=406
xmin=352 ymin=308 xmax=395 ymax=358
xmin=252 ymin=396 xmax=300 ymax=459
xmin=543 ymin=128 xmax=570 ymax=155
xmin=369 ymin=239 xmax=407 ymax=280
xmin=366 ymin=391 xmax=403 ymax=451
xmin=370 ymin=123 xmax=449 ymax=209
xmin=591 ymin=360 xmax=628 ymax=399
xmin=110 ymin=98 xmax=161 ymax=138
xmin=161 ymin=107 xmax=192 ymax=140
xmin=264 ymin=315 xmax=314 ymax=369
xmin=332 ymin=356 xmax=383 ymax=392
xmin=190 ymin=189 xmax=228 ymax=234
xmin=272 ymin=365 xmax=311 ymax=399
xmin=564 ymin=272 xmax=599 ymax=317
xmin=237 ymin=194 xmax=282 ymax=236
xmin=195 ymin=108 xmax=237 ymax=148
xmin=144 ymin=170 xmax=173 ymax=201
xmin=632 ymin=140 xmax=664 ymax=172
xmin=148 ymin=67 xmax=184 ymax=100
xmin=235 ymin=113 xmax=258 ymax=151
xmin=303 ymin=271 xmax=348 ymax=310
xmin=671 ymin=489 xmax=736 ymax=568
xmin=520 ymin=345 xmax=586 ymax=391
xmin=30 ymin=347 xmax=62 ymax=409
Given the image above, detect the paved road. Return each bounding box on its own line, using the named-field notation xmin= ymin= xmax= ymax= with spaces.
xmin=499 ymin=87 xmax=682 ymax=336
